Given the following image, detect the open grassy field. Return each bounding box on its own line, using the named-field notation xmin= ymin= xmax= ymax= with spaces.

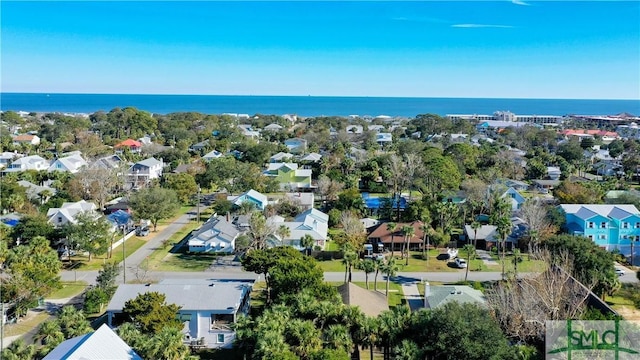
xmin=48 ymin=281 xmax=88 ymax=299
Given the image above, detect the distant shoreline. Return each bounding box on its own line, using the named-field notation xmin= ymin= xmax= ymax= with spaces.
xmin=2 ymin=92 xmax=639 ymax=118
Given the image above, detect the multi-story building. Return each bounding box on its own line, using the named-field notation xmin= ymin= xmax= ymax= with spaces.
xmin=560 ymin=204 xmax=640 ymax=258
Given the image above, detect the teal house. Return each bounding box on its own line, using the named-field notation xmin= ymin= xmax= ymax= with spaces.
xmin=560 ymin=204 xmax=640 ymax=259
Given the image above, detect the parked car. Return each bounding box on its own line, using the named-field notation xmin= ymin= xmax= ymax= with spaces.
xmin=615 ymin=267 xmax=625 ymax=276
xmin=136 ymin=227 xmax=150 ymax=236
xmin=455 ymin=258 xmax=467 ymax=269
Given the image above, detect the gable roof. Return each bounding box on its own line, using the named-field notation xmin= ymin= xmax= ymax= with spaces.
xmin=338 ymin=283 xmax=388 ymax=317
xmin=49 ymin=154 xmax=87 ymax=172
xmin=115 ymin=139 xmax=142 ymax=148
xmin=43 ymin=324 xmax=142 ymax=360
xmin=464 ymin=225 xmax=499 ymax=241
xmin=367 ymin=221 xmax=425 ymax=244
xmin=189 ymin=216 xmax=241 ymax=247
xmin=560 ymin=204 xmax=640 ymax=221
xmin=135 ymin=157 xmax=162 ymax=168
xmin=231 ymin=189 xmax=268 ymax=208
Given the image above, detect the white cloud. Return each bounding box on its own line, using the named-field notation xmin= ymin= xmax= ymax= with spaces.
xmin=451 ymin=24 xmax=513 ymax=28
xmin=512 ymin=0 xmax=530 ymax=5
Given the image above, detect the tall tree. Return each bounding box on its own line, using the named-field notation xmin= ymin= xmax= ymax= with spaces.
xmin=386 ymin=222 xmax=397 ymax=257
xmin=357 ymin=258 xmax=376 ymax=290
xmin=402 ymin=225 xmax=415 ymax=266
xmin=162 ymin=173 xmax=198 ymax=204
xmin=129 ymin=187 xmax=180 ymax=231
xmin=122 ymin=292 xmax=182 ymax=334
xmin=382 ymin=257 xmax=399 ymax=297
xmin=63 ymin=212 xmax=112 ymax=261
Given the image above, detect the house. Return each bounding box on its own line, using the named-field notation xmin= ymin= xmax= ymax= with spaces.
xmin=47 ymin=200 xmax=98 ymax=227
xmin=238 ymin=124 xmax=260 ymax=139
xmin=48 ymin=152 xmax=88 ymax=174
xmin=43 ymin=324 xmax=142 ymax=360
xmin=2 ymin=155 xmax=49 ymax=173
xmin=284 ymin=138 xmax=307 ymax=154
xmin=90 ymin=154 xmax=124 ymax=170
xmin=368 ymin=125 xmax=385 ymax=132
xmin=547 ymin=166 xmax=562 ymax=180
xmin=376 ymin=133 xmax=393 ymax=147
xmin=228 ymin=189 xmax=269 ymax=211
xmin=362 ymin=193 xmax=408 ymax=215
xmin=188 ymin=216 xmax=241 ymax=253
xmin=532 ymin=179 xmax=560 ymax=193
xmin=263 ymin=123 xmax=284 ymax=131
xmin=189 ymin=140 xmax=210 ymax=153
xmin=282 ymin=192 xmax=315 ymax=211
xmin=128 ymin=157 xmax=164 ymax=189
xmin=264 ymin=163 xmax=312 ymax=190
xmin=367 ymin=221 xmax=425 ymax=252
xmin=463 ymin=224 xmax=517 ymax=250
xmin=360 ymin=217 xmax=380 ymax=230
xmin=114 ymin=139 xmax=142 ymax=153
xmin=106 ymin=279 xmax=253 ymax=349
xmin=345 ymin=125 xmax=364 ymax=134
xmin=0 ymin=152 xmax=23 ymax=169
xmin=12 ymin=134 xmax=40 ymax=146
xmin=268 ymin=208 xmax=329 ymax=249
xmin=202 ymin=150 xmax=223 ymax=161
xmin=269 ymin=152 xmax=294 ymax=163
xmin=501 ymin=187 xmax=526 ymax=211
xmin=423 ymin=283 xmax=486 ymax=309
xmin=299 ymin=152 xmax=322 ymax=163
xmin=338 ymin=283 xmax=388 ymax=317
xmin=559 ymin=204 xmax=640 ymax=258
xmin=504 ymin=179 xmax=529 ymax=192
xmin=106 ymin=209 xmax=134 ymax=232
xmin=138 ymin=135 xmax=153 ymax=145
xmin=17 ymin=180 xmax=57 ymax=202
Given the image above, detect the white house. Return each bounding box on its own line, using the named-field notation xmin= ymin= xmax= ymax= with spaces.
xmin=238 ymin=124 xmax=260 ymax=139
xmin=46 ymin=200 xmax=98 ymax=227
xmin=2 ymin=155 xmax=49 ymax=173
xmin=202 ymin=150 xmax=223 ymax=161
xmin=106 ymin=279 xmax=253 ymax=349
xmin=48 ymin=152 xmax=88 ymax=174
xmin=263 ymin=123 xmax=284 ymax=131
xmin=0 ymin=152 xmax=23 ymax=169
xmin=188 ymin=216 xmax=241 ymax=253
xmin=299 ymin=152 xmax=322 ymax=163
xmin=268 ymin=208 xmax=329 ymax=249
xmin=43 ymin=324 xmax=142 ymax=360
xmin=376 ymin=133 xmax=393 ymax=146
xmin=269 ymin=152 xmax=294 ymax=163
xmin=128 ymin=157 xmax=164 ymax=188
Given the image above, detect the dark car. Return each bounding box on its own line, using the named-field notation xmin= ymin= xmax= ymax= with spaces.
xmin=136 ymin=227 xmax=150 ymax=236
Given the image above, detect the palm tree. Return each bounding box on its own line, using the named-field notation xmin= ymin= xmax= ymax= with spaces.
xmin=323 ymin=324 xmax=353 ymax=354
xmin=393 ymin=339 xmax=421 ymax=360
xmin=300 ymin=234 xmax=314 ymax=256
xmin=1 ymin=339 xmax=36 ymax=360
xmin=386 ymin=222 xmax=397 ymax=257
xmin=342 ymin=246 xmax=358 ymax=283
xmin=285 ymin=319 xmax=322 ymax=359
xmin=361 ymin=317 xmax=380 ymax=360
xmin=276 ymin=224 xmax=291 ymax=246
xmin=419 ymin=215 xmax=432 ymax=261
xmin=495 ymin=216 xmax=512 ymax=280
xmin=58 ymin=306 xmax=92 ymax=338
xmin=232 ymin=315 xmax=255 ymax=358
xmin=463 ymin=244 xmax=475 ymax=282
xmin=402 ymin=225 xmax=415 ymax=266
xmin=471 ymin=220 xmax=481 ymax=249
xmin=382 ymin=257 xmax=399 ymax=297
xmin=35 ymin=321 xmax=64 ymax=347
xmin=148 ymin=327 xmax=190 ymax=360
xmin=512 ymin=248 xmax=522 ymax=279
xmin=358 ymin=258 xmax=376 ymax=289
xmin=373 ymin=258 xmax=382 ymax=292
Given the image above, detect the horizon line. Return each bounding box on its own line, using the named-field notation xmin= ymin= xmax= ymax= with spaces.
xmin=2 ymin=92 xmax=639 ymax=102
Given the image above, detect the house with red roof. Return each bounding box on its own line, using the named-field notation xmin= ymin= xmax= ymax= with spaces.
xmin=114 ymin=139 xmax=142 ymax=153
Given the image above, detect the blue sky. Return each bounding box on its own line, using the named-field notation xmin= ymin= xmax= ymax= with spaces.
xmin=1 ymin=1 xmax=639 ymax=99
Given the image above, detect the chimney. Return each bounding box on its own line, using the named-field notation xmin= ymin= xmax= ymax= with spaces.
xmin=226 ymin=212 xmax=230 ymax=222
xmin=424 ymin=282 xmax=430 ymax=308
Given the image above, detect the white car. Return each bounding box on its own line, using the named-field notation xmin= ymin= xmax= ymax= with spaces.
xmin=455 ymin=258 xmax=467 ymax=269
xmin=615 ymin=268 xmax=625 ymax=276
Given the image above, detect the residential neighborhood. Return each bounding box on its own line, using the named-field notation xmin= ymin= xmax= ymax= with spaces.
xmin=1 ymin=107 xmax=640 ymax=360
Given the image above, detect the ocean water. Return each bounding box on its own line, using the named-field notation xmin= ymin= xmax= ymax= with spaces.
xmin=1 ymin=93 xmax=639 ymax=118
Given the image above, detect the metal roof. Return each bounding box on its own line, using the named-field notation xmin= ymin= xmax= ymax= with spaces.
xmin=43 ymin=324 xmax=142 ymax=360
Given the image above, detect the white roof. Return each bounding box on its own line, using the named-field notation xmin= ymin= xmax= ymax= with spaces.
xmin=267 ymin=162 xmax=299 ymax=171
xmin=136 ymin=157 xmax=162 ymax=167
xmin=560 ymin=204 xmax=640 ymax=220
xmin=43 ymin=324 xmax=142 ymax=360
xmin=300 ymin=152 xmax=322 ymax=162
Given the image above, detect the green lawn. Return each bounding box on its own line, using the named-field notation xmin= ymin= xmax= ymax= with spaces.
xmin=48 ymin=281 xmax=88 ymax=299
xmin=145 ymin=221 xmax=203 ymax=271
xmin=3 ymin=312 xmax=51 ymax=337
xmin=66 ymin=237 xmax=147 ymax=271
xmin=148 ymin=252 xmax=219 ymax=272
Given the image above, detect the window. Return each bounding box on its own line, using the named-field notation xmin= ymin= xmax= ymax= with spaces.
xmin=217 ymin=334 xmax=225 ymax=343
xmin=588 ymin=235 xmax=594 ymax=241
xmin=58 ymin=216 xmax=62 ymax=223
xmin=600 ymin=222 xmax=607 ymax=229
xmin=622 ymin=222 xmax=629 ymax=229
xmin=588 ymin=222 xmax=594 ymax=229
xmin=636 ymin=222 xmax=640 ymax=229
xmin=598 ymin=234 xmax=606 ymax=240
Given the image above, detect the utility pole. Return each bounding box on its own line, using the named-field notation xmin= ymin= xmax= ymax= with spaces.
xmin=122 ymin=225 xmax=126 ymax=284
xmin=197 ymin=186 xmax=201 ymax=224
